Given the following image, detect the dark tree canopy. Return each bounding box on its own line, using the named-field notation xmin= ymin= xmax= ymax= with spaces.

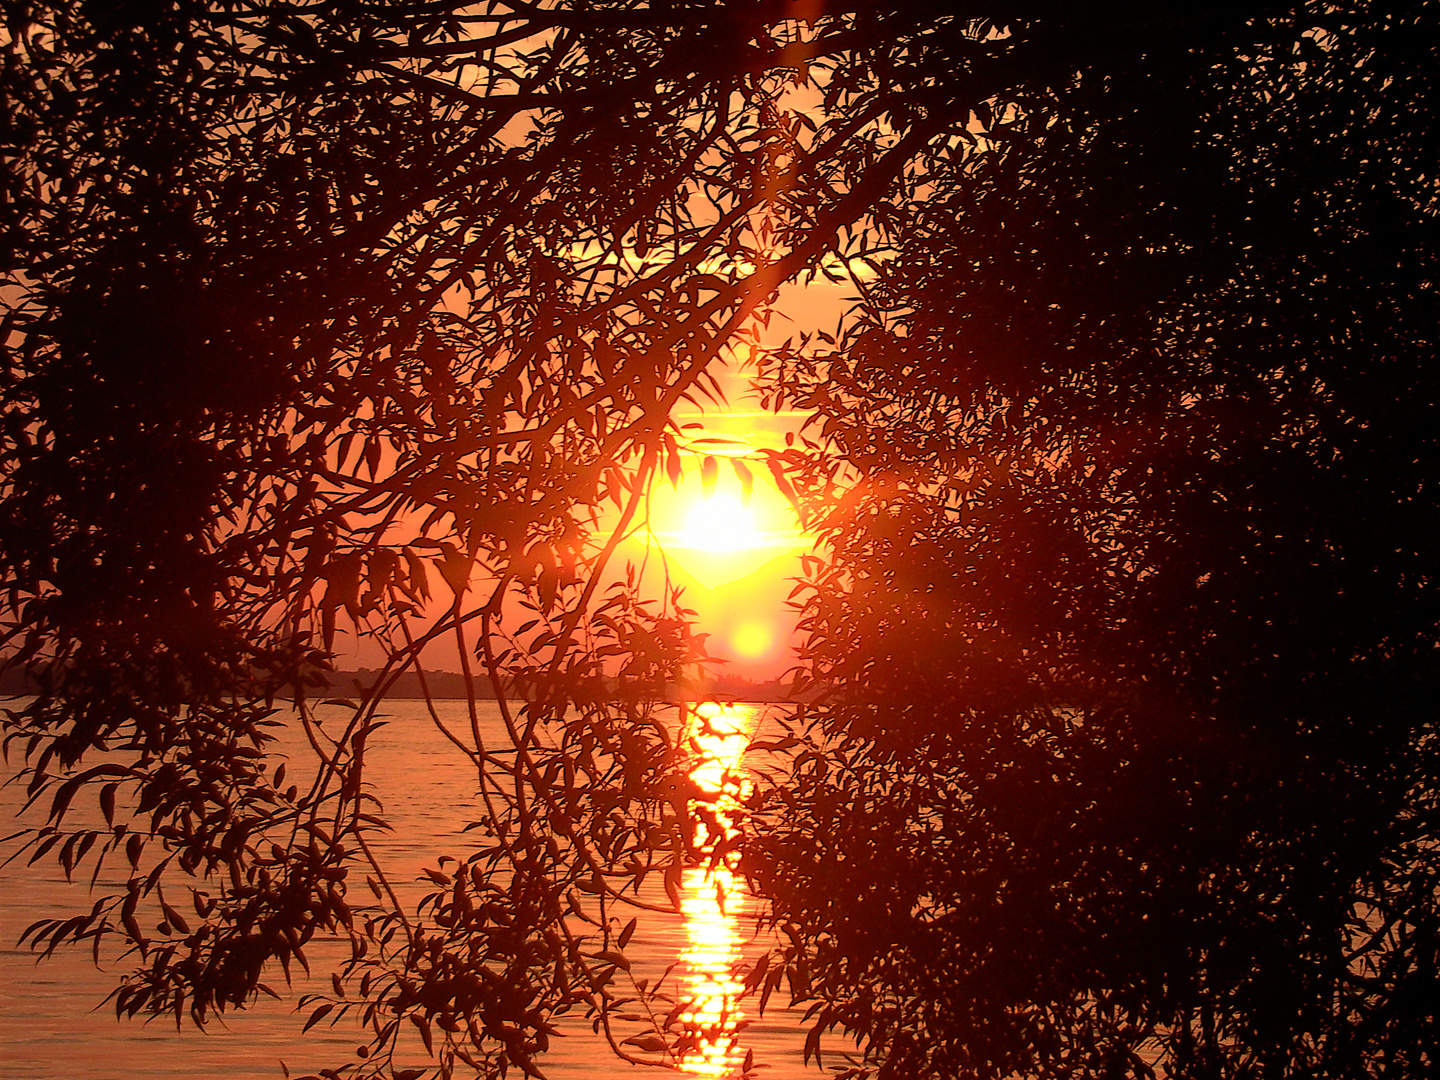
xmin=3 ymin=2 xmax=1438 ymax=1079
xmin=752 ymin=3 xmax=1440 ymax=1078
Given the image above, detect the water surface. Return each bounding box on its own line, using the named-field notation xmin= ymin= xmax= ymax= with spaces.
xmin=0 ymin=700 xmax=815 ymax=1079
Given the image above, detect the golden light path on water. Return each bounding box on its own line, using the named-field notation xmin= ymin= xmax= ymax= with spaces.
xmin=679 ymin=702 xmax=757 ymax=1077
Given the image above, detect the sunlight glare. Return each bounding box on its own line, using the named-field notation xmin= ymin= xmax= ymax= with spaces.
xmin=641 ymin=458 xmax=806 ymax=590
xmin=731 ymin=622 xmax=774 ymax=659
xmin=682 ymin=494 xmax=760 ymax=553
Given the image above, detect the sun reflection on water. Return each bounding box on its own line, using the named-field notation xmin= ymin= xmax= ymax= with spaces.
xmin=679 ymin=703 xmax=756 ymax=1078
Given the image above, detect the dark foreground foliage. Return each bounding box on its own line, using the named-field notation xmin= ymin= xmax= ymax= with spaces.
xmin=752 ymin=2 xmax=1440 ymax=1077
xmin=3 ymin=2 xmax=1438 ymax=1079
xmin=2 ymin=2 xmax=804 ymax=1075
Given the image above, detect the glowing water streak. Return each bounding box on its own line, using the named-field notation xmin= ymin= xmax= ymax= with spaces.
xmin=678 ymin=703 xmax=756 ymax=1077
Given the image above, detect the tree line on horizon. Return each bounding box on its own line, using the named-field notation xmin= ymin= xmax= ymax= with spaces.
xmin=2 ymin=2 xmax=1437 ymax=1079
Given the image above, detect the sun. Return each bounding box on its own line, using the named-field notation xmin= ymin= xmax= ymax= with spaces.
xmin=639 ymin=458 xmax=806 ymax=590
xmin=679 ymin=493 xmax=761 ymax=553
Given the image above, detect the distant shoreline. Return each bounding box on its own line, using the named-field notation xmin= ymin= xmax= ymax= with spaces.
xmin=323 ymin=670 xmax=802 ymax=704
xmin=0 ymin=666 xmax=804 ymax=705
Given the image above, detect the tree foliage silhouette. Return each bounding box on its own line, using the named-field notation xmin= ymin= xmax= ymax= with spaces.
xmin=2 ymin=2 xmax=826 ymax=1075
xmin=3 ymin=2 xmax=1438 ymax=1080
xmin=750 ymin=2 xmax=1440 ymax=1078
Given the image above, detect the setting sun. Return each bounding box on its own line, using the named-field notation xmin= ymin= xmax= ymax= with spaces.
xmin=679 ymin=493 xmax=759 ymax=553
xmin=641 ymin=457 xmax=805 ymax=591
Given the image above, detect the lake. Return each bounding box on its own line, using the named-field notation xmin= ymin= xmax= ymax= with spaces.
xmin=0 ymin=699 xmax=820 ymax=1080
